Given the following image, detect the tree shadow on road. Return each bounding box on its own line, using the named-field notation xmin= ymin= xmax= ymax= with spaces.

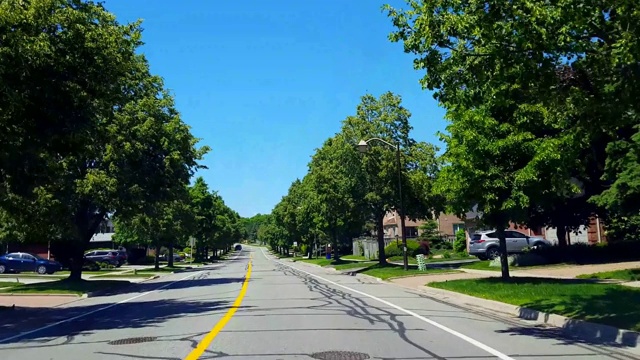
xmin=274 ymin=264 xmax=449 ymax=360
xmin=0 ymin=297 xmax=255 ymax=347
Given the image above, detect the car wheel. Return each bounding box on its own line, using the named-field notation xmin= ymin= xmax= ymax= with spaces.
xmin=0 ymin=264 xmax=5 ymax=274
xmin=486 ymin=247 xmax=500 ymax=260
xmin=476 ymin=255 xmax=488 ymax=261
xmin=37 ymin=265 xmax=47 ymax=275
xmin=532 ymin=242 xmax=548 ymax=249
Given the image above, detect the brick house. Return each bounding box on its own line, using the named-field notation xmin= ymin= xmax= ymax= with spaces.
xmin=378 ymin=208 xmax=606 ymax=246
xmin=464 ymin=206 xmax=607 ymax=245
xmin=379 ymin=210 xmax=468 ymax=240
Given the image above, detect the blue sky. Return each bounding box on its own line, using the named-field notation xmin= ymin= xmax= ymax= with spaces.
xmin=104 ymin=0 xmax=447 ymax=218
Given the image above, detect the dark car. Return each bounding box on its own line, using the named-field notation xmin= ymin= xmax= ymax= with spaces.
xmin=234 ymin=244 xmax=242 ymax=251
xmin=0 ymin=252 xmax=63 ymax=275
xmin=84 ymin=250 xmax=121 ymax=267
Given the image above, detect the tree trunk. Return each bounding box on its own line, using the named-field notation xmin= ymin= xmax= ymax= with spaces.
xmin=376 ymin=216 xmax=386 ymax=266
xmin=69 ymin=208 xmax=106 ymax=281
xmin=68 ymin=243 xmax=85 ymax=281
xmin=154 ymin=238 xmax=160 ymax=270
xmin=168 ymin=241 xmax=174 ymax=268
xmin=495 ymin=228 xmax=510 ymax=280
xmin=557 ymin=226 xmax=568 ymax=248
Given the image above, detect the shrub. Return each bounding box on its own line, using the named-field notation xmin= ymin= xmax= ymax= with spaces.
xmin=300 ymin=244 xmax=308 ymax=256
xmin=453 ymin=229 xmax=467 ymax=254
xmin=384 ymin=240 xmax=423 ymax=258
xmin=442 ymin=251 xmax=452 ymax=259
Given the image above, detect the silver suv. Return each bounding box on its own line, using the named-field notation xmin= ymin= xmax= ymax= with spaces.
xmin=468 ymin=230 xmax=551 ymax=260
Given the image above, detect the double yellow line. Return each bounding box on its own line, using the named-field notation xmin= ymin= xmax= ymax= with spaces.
xmin=184 ymin=254 xmax=253 ymax=360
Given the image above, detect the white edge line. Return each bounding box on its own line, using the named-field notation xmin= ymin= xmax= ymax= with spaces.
xmin=0 ymin=270 xmax=205 ymax=344
xmin=257 ymin=247 xmax=516 ymax=360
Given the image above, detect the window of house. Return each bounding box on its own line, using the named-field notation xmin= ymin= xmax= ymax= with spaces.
xmin=406 ymin=227 xmax=418 ymax=238
xmin=452 ymin=223 xmax=465 ymax=234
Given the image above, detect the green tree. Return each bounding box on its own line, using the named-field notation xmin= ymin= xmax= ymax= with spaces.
xmin=240 ymin=214 xmax=270 ymax=243
xmin=0 ymin=0 xmax=207 ymax=280
xmin=340 ymin=91 xmax=441 ymax=266
xmin=306 ymin=135 xmax=368 ymax=260
xmin=385 ymin=0 xmax=640 ymax=246
xmin=189 ymin=177 xmax=217 ymax=261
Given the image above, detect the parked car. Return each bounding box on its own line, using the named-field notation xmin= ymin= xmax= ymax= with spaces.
xmin=115 ymin=250 xmax=128 ymax=266
xmin=159 ymin=253 xmax=183 ymax=262
xmin=234 ymin=244 xmax=242 ymax=251
xmin=84 ymin=250 xmax=121 ymax=267
xmin=0 ymin=252 xmax=63 ymax=274
xmin=468 ymin=230 xmax=551 ymax=260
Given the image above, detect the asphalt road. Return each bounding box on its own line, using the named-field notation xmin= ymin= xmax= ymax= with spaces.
xmin=0 ymin=246 xmax=636 ymax=360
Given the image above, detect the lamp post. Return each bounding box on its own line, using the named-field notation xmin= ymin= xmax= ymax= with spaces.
xmin=357 ymin=138 xmax=408 ymax=271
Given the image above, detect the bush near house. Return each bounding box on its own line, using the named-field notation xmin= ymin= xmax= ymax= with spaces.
xmin=453 ymin=229 xmax=467 ymax=254
xmin=384 ymin=239 xmax=429 ymax=258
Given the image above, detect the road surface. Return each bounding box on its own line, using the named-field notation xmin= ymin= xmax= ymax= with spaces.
xmin=0 ymin=246 xmax=635 ymax=360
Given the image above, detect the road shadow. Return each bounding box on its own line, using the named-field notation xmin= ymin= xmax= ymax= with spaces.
xmin=0 ymin=297 xmax=255 ymax=346
xmin=274 ymin=263 xmax=450 ymax=360
xmin=87 ymin=275 xmax=247 ymax=297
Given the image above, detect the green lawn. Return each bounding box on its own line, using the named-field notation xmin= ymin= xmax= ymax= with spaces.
xmin=361 ymin=264 xmax=457 ymax=280
xmin=429 ymin=277 xmax=640 ymax=331
xmin=577 ymin=268 xmax=640 ymax=282
xmin=0 ymin=279 xmax=132 ymax=295
xmin=0 ymin=281 xmax=20 ymax=288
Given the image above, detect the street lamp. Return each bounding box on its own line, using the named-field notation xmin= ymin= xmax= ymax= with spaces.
xmin=357 ymin=138 xmax=409 ymax=271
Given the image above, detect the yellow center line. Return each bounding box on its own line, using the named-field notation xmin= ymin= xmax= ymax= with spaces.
xmin=184 ymin=253 xmax=253 ymax=360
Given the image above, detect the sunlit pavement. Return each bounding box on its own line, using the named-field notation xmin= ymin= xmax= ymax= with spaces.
xmin=0 ymin=246 xmax=635 ymax=360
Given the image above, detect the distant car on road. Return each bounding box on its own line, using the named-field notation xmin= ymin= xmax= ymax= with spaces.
xmin=0 ymin=252 xmax=63 ymax=275
xmin=234 ymin=244 xmax=242 ymax=251
xmin=468 ymin=230 xmax=551 ymax=260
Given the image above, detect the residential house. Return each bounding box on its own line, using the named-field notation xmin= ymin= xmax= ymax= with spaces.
xmin=379 ymin=210 xmax=471 ymax=240
xmin=4 ymin=218 xmax=117 ymax=259
xmin=464 ymin=205 xmax=606 ymax=245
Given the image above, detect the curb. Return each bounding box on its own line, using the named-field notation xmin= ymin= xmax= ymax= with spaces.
xmin=387 ymin=279 xmax=640 ymax=353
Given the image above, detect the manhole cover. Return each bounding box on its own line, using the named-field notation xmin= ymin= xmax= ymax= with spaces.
xmin=107 ymin=336 xmax=157 ymax=345
xmin=310 ymin=351 xmax=370 ymax=360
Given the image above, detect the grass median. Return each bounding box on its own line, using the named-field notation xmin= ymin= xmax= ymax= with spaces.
xmin=429 ymin=277 xmax=640 ymax=331
xmin=361 ymin=264 xmax=457 ymax=280
xmin=0 ymin=279 xmax=132 ymax=296
xmin=0 ymin=281 xmax=21 ymax=289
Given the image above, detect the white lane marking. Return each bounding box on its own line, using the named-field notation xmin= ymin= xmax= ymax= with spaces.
xmin=0 ymin=270 xmax=206 ymax=344
xmin=257 ymin=247 xmax=515 ymax=360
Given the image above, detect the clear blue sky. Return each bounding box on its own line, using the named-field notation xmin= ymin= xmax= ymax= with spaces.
xmin=104 ymin=0 xmax=447 ymax=218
